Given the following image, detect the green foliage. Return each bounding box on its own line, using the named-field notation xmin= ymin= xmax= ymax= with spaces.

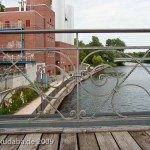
xmin=0 ymin=80 xmax=50 ymax=115
xmin=41 ymin=86 xmax=49 ymax=92
xmin=88 ymin=36 xmax=103 ymax=47
xmin=0 ymin=2 xmax=5 ymax=12
xmin=104 ymin=61 xmax=117 ymax=67
xmin=101 ymin=51 xmax=114 ymax=63
xmin=10 ymin=89 xmax=23 ymax=112
xmin=74 ymin=36 xmax=126 ymax=66
xmin=106 ymin=38 xmax=126 ymax=49
xmin=0 ymin=88 xmax=39 ymax=115
xmin=127 ymin=52 xmax=145 ymax=58
xmin=92 ymin=55 xmax=103 ymax=65
xmin=106 ymin=38 xmax=126 ymax=66
xmin=127 ymin=51 xmax=150 ymax=63
xmin=74 ymin=39 xmax=87 ymax=63
xmin=0 ymin=102 xmax=9 ymax=115
xmin=74 ymin=39 xmax=86 ymax=47
xmin=22 ymin=88 xmax=38 ymax=103
xmin=80 ymin=50 xmax=87 ymax=63
xmin=86 ymin=36 xmax=104 ymax=64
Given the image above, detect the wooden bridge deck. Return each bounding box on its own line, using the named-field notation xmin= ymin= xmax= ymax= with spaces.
xmin=0 ymin=127 xmax=150 ymax=150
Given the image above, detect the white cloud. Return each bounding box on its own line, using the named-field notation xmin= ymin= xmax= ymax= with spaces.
xmin=1 ymin=0 xmax=17 ymax=7
xmin=66 ymin=0 xmax=150 ymax=47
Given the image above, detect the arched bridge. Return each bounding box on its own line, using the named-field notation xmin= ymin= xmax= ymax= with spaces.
xmin=114 ymin=57 xmax=150 ymax=62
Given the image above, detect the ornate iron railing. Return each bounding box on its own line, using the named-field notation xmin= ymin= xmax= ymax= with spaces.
xmin=0 ymin=29 xmax=150 ymax=122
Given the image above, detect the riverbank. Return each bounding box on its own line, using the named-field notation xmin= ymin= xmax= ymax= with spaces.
xmin=14 ymin=75 xmax=75 ymax=115
xmin=43 ymin=79 xmax=76 ymax=114
xmin=3 ymin=65 xmax=111 ymax=115
xmin=14 ymin=81 xmax=62 ymax=115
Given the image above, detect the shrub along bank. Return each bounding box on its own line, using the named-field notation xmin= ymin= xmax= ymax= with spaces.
xmin=0 ymin=86 xmax=49 ymax=115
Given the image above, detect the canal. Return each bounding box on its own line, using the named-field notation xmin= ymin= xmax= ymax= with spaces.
xmin=59 ymin=63 xmax=150 ymax=114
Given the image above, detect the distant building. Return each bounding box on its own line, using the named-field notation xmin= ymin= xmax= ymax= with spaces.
xmin=0 ymin=0 xmax=76 ymax=82
xmin=52 ymin=0 xmax=74 ymax=45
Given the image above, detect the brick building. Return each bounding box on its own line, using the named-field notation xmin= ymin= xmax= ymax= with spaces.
xmin=0 ymin=0 xmax=76 ymax=77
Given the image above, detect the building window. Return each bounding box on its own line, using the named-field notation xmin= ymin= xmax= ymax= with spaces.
xmin=5 ymin=21 xmax=10 ymax=28
xmin=26 ymin=20 xmax=30 ymax=27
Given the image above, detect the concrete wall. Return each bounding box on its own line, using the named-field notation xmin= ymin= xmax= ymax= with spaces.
xmin=0 ymin=62 xmax=45 ymax=91
xmin=0 ymin=62 xmax=45 ymax=102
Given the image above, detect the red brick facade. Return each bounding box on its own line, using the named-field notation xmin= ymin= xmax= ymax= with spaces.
xmin=55 ymin=42 xmax=76 ymax=73
xmin=26 ymin=0 xmax=52 ymax=7
xmin=0 ymin=0 xmax=76 ymax=76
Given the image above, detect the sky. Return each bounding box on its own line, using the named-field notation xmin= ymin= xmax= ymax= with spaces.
xmin=1 ymin=0 xmax=150 ymax=51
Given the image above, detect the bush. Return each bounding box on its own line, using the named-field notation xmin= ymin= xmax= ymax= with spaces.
xmin=92 ymin=55 xmax=103 ymax=66
xmin=0 ymin=102 xmax=10 ymax=115
xmin=0 ymin=85 xmax=49 ymax=115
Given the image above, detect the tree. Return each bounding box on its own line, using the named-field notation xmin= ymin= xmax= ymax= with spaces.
xmin=92 ymin=55 xmax=103 ymax=65
xmin=106 ymin=38 xmax=126 ymax=51
xmin=102 ymin=51 xmax=114 ymax=62
xmin=106 ymin=38 xmax=126 ymax=65
xmin=0 ymin=2 xmax=5 ymax=12
xmin=74 ymin=39 xmax=87 ymax=63
xmin=85 ymin=36 xmax=104 ymax=64
xmin=74 ymin=39 xmax=86 ymax=47
xmin=74 ymin=36 xmax=125 ymax=66
xmin=80 ymin=50 xmax=86 ymax=63
xmin=88 ymin=36 xmax=103 ymax=47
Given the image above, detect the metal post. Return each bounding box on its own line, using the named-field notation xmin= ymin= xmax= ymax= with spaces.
xmin=21 ymin=28 xmax=23 ymax=60
xmin=76 ymin=33 xmax=80 ymax=119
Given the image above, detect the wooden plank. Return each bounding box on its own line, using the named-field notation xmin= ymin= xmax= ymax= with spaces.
xmin=60 ymin=134 xmax=78 ymax=150
xmin=38 ymin=134 xmax=59 ymax=150
xmin=0 ymin=134 xmax=25 ymax=150
xmin=146 ymin=131 xmax=150 ymax=136
xmin=0 ymin=135 xmax=7 ymax=146
xmin=0 ymin=135 xmax=7 ymax=141
xmin=95 ymin=132 xmax=119 ymax=150
xmin=78 ymin=133 xmax=99 ymax=150
xmin=1 ymin=126 xmax=150 ymax=134
xmin=112 ymin=132 xmax=141 ymax=150
xmin=18 ymin=133 xmax=42 ymax=150
xmin=130 ymin=131 xmax=150 ymax=150
xmin=63 ymin=126 xmax=150 ymax=133
xmin=0 ymin=128 xmax=63 ymax=134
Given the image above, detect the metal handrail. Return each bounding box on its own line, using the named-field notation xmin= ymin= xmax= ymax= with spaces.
xmin=1 ymin=46 xmax=150 ymax=51
xmin=0 ymin=28 xmax=150 ymax=34
xmin=0 ymin=28 xmax=150 ymax=120
xmin=0 ymin=55 xmax=35 ymax=61
xmin=0 ymin=23 xmax=23 ymax=29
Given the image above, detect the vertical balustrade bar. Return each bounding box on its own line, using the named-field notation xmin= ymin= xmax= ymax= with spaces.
xmin=76 ymin=33 xmax=80 ymax=119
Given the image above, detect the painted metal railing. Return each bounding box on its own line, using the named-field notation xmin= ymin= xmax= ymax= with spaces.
xmin=114 ymin=57 xmax=150 ymax=62
xmin=0 ymin=23 xmax=23 ymax=29
xmin=0 ymin=29 xmax=150 ymax=121
xmin=0 ymin=55 xmax=35 ymax=62
xmin=0 ymin=43 xmax=22 ymax=49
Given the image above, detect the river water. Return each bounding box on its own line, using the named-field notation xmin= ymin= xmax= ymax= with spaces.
xmin=59 ymin=63 xmax=150 ymax=114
